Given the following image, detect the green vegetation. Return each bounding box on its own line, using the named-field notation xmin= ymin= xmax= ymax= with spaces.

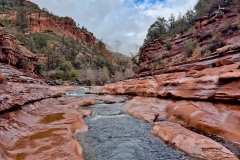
xmin=144 ymin=10 xmax=195 ymax=45
xmin=143 ymin=0 xmax=239 ymax=67
xmin=184 ymin=40 xmax=198 ymax=58
xmin=9 ymin=30 xmax=133 ymax=85
xmin=0 ymin=0 xmax=134 ymax=85
xmin=144 ymin=0 xmax=237 ymax=46
xmin=15 ymin=7 xmax=29 ymax=32
xmin=194 ymin=0 xmax=238 ymax=17
xmin=0 ymin=0 xmax=42 ymax=13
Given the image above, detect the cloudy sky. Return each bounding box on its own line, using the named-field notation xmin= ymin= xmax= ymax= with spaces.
xmin=30 ymin=0 xmax=198 ymax=55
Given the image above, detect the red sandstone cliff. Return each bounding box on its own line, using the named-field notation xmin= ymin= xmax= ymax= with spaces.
xmin=138 ymin=6 xmax=240 ymax=74
xmin=0 ymin=11 xmax=96 ymax=46
xmin=0 ymin=25 xmax=38 ymax=73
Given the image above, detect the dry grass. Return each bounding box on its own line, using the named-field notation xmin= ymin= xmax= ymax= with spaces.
xmin=0 ymin=72 xmax=7 ymax=84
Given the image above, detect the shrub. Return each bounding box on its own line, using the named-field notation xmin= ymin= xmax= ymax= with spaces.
xmin=0 ymin=73 xmax=7 ymax=84
xmin=35 ymin=62 xmax=47 ymax=76
xmin=63 ymin=69 xmax=79 ymax=81
xmin=20 ymin=57 xmax=31 ymax=69
xmin=184 ymin=40 xmax=197 ymax=58
xmin=48 ymin=70 xmax=64 ymax=80
xmin=165 ymin=41 xmax=172 ymax=50
xmin=59 ymin=61 xmax=74 ymax=72
xmin=200 ymin=45 xmax=211 ymax=55
xmin=210 ymin=32 xmax=225 ymax=51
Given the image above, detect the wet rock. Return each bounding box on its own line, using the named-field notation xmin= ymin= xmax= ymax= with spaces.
xmin=77 ymin=102 xmax=191 ymax=160
xmin=218 ymin=71 xmax=240 ymax=81
xmin=231 ymin=54 xmax=240 ymax=62
xmin=122 ymin=96 xmax=240 ymax=144
xmin=220 ymin=59 xmax=233 ymax=66
xmin=0 ymin=64 xmax=62 ymax=112
xmin=95 ymin=95 xmax=126 ymax=104
xmin=194 ymin=65 xmax=207 ymax=71
xmin=70 ymin=97 xmax=96 ymax=108
xmin=212 ymin=59 xmax=221 ymax=67
xmin=0 ymin=96 xmax=92 ymax=160
xmin=89 ymin=62 xmax=240 ymax=102
xmin=151 ymin=121 xmax=238 ymax=160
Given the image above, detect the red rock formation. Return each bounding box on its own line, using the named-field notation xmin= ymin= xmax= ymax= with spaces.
xmin=0 ymin=10 xmax=96 ymax=46
xmin=121 ymin=96 xmax=240 ymax=144
xmin=88 ymin=59 xmax=240 ymax=146
xmin=26 ymin=12 xmax=96 ymax=45
xmin=0 ymin=27 xmax=38 ymax=73
xmin=0 ymin=63 xmax=61 ymax=112
xmin=0 ymin=95 xmax=93 ymax=159
xmin=88 ymin=60 xmax=240 ymax=102
xmin=138 ymin=7 xmax=240 ymax=74
xmin=151 ymin=121 xmax=238 ymax=160
xmin=0 ymin=64 xmax=101 ymax=159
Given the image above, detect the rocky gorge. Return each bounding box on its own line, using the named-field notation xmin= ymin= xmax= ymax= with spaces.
xmin=1 ymin=0 xmax=240 ymax=160
xmin=86 ymin=4 xmax=240 ymax=160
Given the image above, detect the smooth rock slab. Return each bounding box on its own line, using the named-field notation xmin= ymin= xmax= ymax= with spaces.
xmin=151 ymin=121 xmax=238 ymax=160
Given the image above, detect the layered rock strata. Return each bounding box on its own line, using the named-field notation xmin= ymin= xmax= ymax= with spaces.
xmin=0 ymin=63 xmax=97 ymax=159
xmin=0 ymin=12 xmax=96 ymax=46
xmin=88 ymin=61 xmax=240 ymax=102
xmin=151 ymin=121 xmax=238 ymax=160
xmin=138 ymin=6 xmax=240 ymax=74
xmin=88 ymin=59 xmax=240 ymax=158
xmin=0 ymin=27 xmax=38 ymax=73
xmin=0 ymin=64 xmax=61 ymax=112
xmin=0 ymin=95 xmax=95 ymax=160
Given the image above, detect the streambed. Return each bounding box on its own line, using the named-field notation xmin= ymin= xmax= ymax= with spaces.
xmin=67 ymin=89 xmax=192 ymax=160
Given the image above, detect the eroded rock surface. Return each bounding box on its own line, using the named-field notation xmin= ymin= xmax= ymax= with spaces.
xmin=0 ymin=63 xmax=94 ymax=159
xmin=88 ymin=61 xmax=240 ymax=158
xmin=77 ymin=101 xmax=191 ymax=160
xmin=89 ymin=62 xmax=240 ymax=102
xmin=122 ymin=96 xmax=240 ymax=144
xmin=0 ymin=96 xmax=93 ymax=160
xmin=0 ymin=64 xmax=61 ymax=112
xmin=151 ymin=121 xmax=238 ymax=160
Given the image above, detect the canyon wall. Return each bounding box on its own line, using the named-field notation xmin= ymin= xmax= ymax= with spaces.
xmin=138 ymin=7 xmax=240 ymax=74
xmin=88 ymin=6 xmax=240 ymax=158
xmin=0 ymin=25 xmax=38 ymax=73
xmin=0 ymin=12 xmax=96 ymax=46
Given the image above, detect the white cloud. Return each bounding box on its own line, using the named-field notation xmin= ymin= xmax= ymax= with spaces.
xmin=30 ymin=0 xmax=198 ymax=55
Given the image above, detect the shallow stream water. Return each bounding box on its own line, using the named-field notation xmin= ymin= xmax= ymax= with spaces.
xmin=66 ymin=89 xmax=192 ymax=160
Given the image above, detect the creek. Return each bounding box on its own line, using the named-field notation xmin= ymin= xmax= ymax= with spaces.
xmin=66 ymin=89 xmax=193 ymax=160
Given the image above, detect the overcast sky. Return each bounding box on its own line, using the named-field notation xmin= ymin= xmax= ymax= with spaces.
xmin=30 ymin=0 xmax=198 ymax=55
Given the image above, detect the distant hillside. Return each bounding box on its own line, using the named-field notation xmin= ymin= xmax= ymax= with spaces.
xmin=138 ymin=0 xmax=240 ymax=74
xmin=0 ymin=0 xmax=134 ymax=85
